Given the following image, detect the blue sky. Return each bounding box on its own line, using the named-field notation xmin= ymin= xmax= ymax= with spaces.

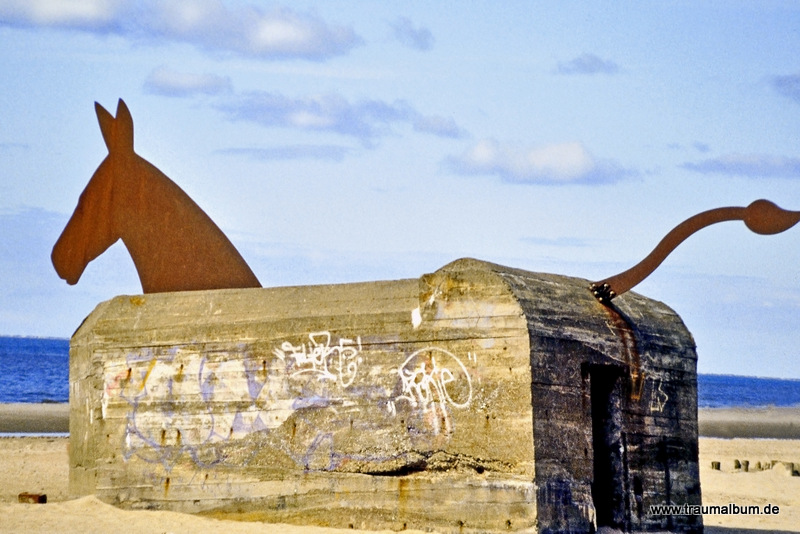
xmin=2 ymin=1 xmax=800 ymax=378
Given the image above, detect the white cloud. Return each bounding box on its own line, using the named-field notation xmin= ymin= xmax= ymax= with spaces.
xmin=0 ymin=0 xmax=362 ymax=61
xmin=556 ymin=53 xmax=620 ymax=75
xmin=447 ymin=139 xmax=633 ymax=185
xmin=253 ymin=16 xmax=314 ymax=51
xmin=217 ymin=91 xmax=411 ymax=141
xmin=143 ymin=67 xmax=232 ymax=97
xmin=215 ymin=90 xmax=468 ymax=143
xmin=682 ymin=153 xmax=800 ymax=178
xmin=412 ymin=114 xmax=468 ymax=138
xmin=0 ymin=0 xmax=119 ymax=30
xmin=389 ymin=16 xmax=433 ymax=51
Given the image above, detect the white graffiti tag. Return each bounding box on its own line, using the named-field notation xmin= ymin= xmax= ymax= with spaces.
xmin=649 ymin=377 xmax=669 ymax=413
xmin=273 ymin=331 xmax=363 ymax=388
xmin=389 ymin=347 xmax=474 ymax=434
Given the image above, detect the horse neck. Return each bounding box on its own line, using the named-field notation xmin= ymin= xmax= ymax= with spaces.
xmin=117 ymin=158 xmax=260 ymax=293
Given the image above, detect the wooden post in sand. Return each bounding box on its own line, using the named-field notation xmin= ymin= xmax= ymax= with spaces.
xmin=68 ymin=258 xmax=702 ymax=533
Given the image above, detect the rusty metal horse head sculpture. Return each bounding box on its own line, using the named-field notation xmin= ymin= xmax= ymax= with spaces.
xmin=51 ymin=99 xmax=261 ymax=293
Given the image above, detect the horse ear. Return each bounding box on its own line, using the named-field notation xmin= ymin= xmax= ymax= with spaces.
xmin=94 ymin=100 xmax=134 ymax=154
xmin=114 ymin=99 xmax=134 ymax=152
xmin=95 ymin=102 xmax=115 ymax=152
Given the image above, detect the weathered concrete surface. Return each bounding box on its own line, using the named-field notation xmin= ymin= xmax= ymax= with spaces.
xmin=69 ymin=258 xmax=701 ymax=533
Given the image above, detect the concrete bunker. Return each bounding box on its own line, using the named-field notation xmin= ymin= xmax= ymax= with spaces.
xmin=69 ymin=258 xmax=701 ymax=533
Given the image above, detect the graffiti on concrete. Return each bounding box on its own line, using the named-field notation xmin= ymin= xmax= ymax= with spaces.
xmin=272 ymin=331 xmax=363 ymax=388
xmin=101 ymin=334 xmax=478 ymax=475
xmin=648 ymin=377 xmax=669 ymax=413
xmin=387 ymin=347 xmax=474 ymax=435
xmin=103 ymin=346 xmax=294 ymax=470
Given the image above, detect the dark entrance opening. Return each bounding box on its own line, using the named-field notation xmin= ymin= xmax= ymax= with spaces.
xmin=589 ymin=364 xmax=627 ymax=530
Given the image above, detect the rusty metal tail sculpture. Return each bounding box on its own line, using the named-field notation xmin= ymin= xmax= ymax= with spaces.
xmin=52 ymin=99 xmax=261 ymax=293
xmin=590 ymin=199 xmax=800 ymax=303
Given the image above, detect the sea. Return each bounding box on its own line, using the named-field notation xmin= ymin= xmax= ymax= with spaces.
xmin=1 ymin=335 xmax=800 ymax=408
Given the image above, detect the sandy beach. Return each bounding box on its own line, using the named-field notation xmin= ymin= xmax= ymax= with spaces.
xmin=1 ymin=404 xmax=799 ymax=533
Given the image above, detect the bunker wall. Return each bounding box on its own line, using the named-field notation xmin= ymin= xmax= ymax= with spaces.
xmin=69 ymin=258 xmax=701 ymax=533
xmin=70 ymin=261 xmax=536 ymax=532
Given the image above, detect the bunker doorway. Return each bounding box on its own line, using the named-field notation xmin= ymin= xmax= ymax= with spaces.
xmin=589 ymin=364 xmax=628 ymax=530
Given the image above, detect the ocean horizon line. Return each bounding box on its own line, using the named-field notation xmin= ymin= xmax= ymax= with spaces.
xmin=2 ymin=334 xmax=798 ymax=381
